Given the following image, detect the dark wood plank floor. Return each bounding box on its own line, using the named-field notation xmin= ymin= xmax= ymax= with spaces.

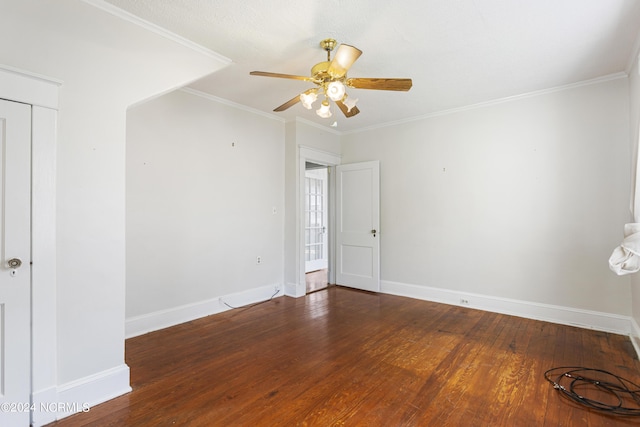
xmin=48 ymin=286 xmax=640 ymax=426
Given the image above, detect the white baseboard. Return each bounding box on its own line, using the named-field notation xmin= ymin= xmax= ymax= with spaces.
xmin=126 ymin=295 xmax=227 ymax=338
xmin=31 ymin=386 xmax=58 ymax=426
xmin=30 ymin=364 xmax=131 ymax=426
xmin=285 ymin=281 xmax=306 ymax=298
xmin=381 ymin=280 xmax=633 ymax=336
xmin=125 ymin=283 xmax=283 ymax=338
xmin=630 ymin=317 xmax=640 ymax=360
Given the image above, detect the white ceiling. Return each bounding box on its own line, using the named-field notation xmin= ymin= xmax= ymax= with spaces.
xmin=101 ymin=0 xmax=640 ymax=133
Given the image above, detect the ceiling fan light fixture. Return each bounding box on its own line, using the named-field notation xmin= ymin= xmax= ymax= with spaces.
xmin=300 ymin=91 xmax=318 ymax=109
xmin=250 ymin=39 xmax=412 ymax=119
xmin=316 ymin=100 xmax=332 ymax=118
xmin=326 ymin=81 xmax=346 ymax=102
xmin=342 ymin=95 xmax=358 ymax=112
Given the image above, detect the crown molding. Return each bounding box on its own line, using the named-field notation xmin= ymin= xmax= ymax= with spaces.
xmin=343 ymin=72 xmax=628 ymax=135
xmin=180 ymin=87 xmax=285 ymax=123
xmin=81 ymin=0 xmax=231 ymax=64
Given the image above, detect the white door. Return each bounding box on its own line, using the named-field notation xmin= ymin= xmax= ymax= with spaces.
xmin=305 ymin=168 xmax=329 ymax=273
xmin=336 ymin=161 xmax=380 ymax=292
xmin=0 ymin=99 xmax=31 ymax=426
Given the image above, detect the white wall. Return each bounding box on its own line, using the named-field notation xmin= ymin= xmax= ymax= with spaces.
xmin=341 ymin=77 xmax=631 ymax=316
xmin=0 ymin=0 xmax=228 ymax=420
xmin=294 ymin=119 xmax=342 ymax=154
xmin=126 ymin=90 xmax=284 ymax=319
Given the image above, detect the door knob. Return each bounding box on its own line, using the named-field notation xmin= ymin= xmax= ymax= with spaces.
xmin=371 ymin=229 xmax=377 ymax=237
xmin=7 ymin=258 xmax=22 ymax=269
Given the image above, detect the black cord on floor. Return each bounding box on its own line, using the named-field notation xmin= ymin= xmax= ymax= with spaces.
xmin=544 ymin=367 xmax=640 ymax=416
xmin=221 ymin=288 xmax=281 ymax=310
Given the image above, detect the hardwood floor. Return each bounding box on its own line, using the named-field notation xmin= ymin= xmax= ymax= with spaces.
xmin=48 ymin=287 xmax=640 ymax=426
xmin=305 ymin=268 xmax=328 ymax=293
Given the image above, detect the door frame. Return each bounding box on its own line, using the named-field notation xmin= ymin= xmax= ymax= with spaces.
xmin=298 ymin=146 xmax=341 ymax=294
xmin=304 ymin=166 xmax=329 ymax=273
xmin=0 ymin=65 xmax=60 ymax=426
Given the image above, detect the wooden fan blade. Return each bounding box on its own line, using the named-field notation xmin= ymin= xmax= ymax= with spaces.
xmin=274 ymin=94 xmax=302 ymax=112
xmin=328 ymin=44 xmax=362 ymax=78
xmin=347 ymin=78 xmax=412 ymax=91
xmin=250 ymin=71 xmax=312 ymax=82
xmin=273 ymin=89 xmax=316 ymax=112
xmin=335 ymin=100 xmax=360 ymax=118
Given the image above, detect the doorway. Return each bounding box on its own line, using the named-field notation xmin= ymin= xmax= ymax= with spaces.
xmin=335 ymin=161 xmax=380 ymax=292
xmin=305 ymin=162 xmax=329 ymax=293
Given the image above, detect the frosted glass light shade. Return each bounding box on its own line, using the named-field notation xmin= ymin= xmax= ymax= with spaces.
xmin=326 ymin=81 xmax=346 ymax=101
xmin=300 ymin=91 xmax=318 ymax=109
xmin=316 ymin=100 xmax=332 ymax=118
xmin=343 ymin=95 xmax=358 ymax=112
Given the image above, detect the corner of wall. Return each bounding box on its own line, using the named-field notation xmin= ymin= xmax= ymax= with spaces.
xmin=285 ymin=282 xmax=306 ymax=298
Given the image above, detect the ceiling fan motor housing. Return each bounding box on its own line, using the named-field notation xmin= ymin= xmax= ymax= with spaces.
xmin=311 ymin=61 xmax=335 ymax=83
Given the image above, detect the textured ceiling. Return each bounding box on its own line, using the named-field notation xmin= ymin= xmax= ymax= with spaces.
xmin=101 ymin=0 xmax=640 ymax=133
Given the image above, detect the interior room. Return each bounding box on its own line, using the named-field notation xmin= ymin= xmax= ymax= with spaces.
xmin=2 ymin=0 xmax=640 ymax=425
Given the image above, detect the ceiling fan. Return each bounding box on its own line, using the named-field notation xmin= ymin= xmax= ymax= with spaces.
xmin=250 ymin=38 xmax=412 ymax=119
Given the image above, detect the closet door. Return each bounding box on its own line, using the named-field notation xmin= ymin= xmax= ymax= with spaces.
xmin=0 ymin=99 xmax=32 ymax=426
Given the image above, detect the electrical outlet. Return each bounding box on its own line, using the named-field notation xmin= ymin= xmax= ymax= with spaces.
xmin=460 ymin=298 xmax=469 ymax=305
xmin=256 ymin=256 xmax=261 ymax=264
xmin=275 ymin=284 xmax=281 ymax=293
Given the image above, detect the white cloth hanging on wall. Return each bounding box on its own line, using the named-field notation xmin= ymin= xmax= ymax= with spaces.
xmin=609 ymin=223 xmax=640 ymax=275
xmin=609 ymin=118 xmax=640 ymax=275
